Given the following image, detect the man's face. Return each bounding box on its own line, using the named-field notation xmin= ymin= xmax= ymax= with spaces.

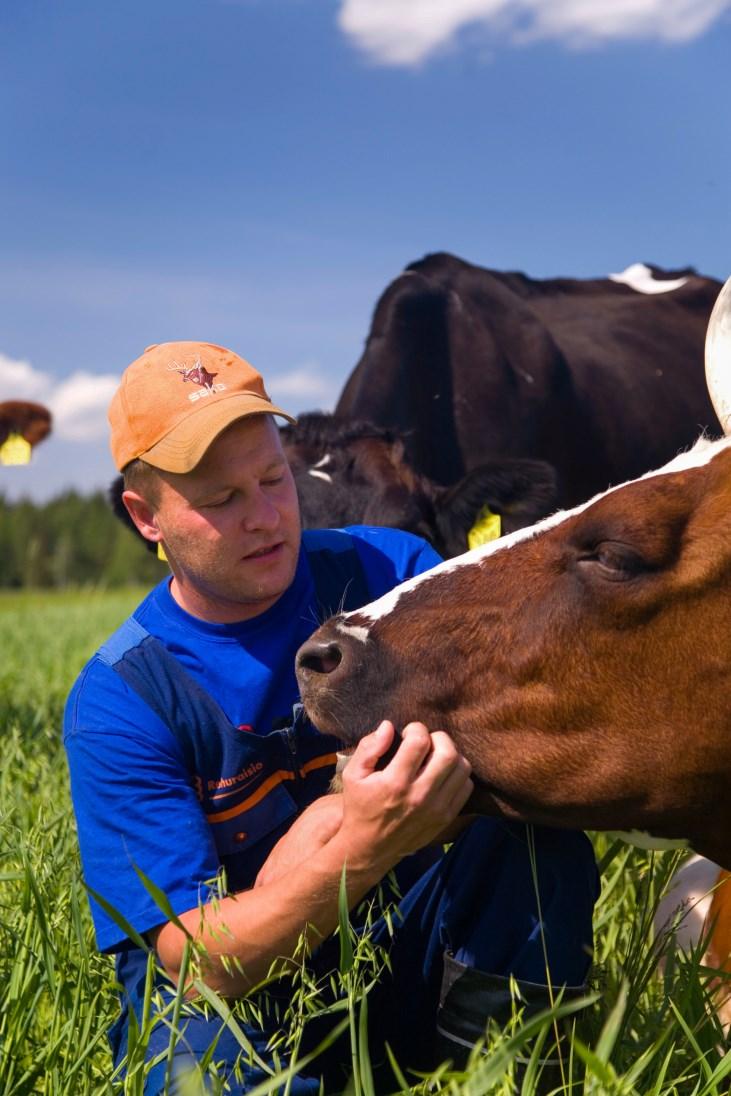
xmin=149 ymin=415 xmax=301 ymax=622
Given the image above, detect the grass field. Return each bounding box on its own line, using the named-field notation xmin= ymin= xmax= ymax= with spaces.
xmin=1 ymin=587 xmax=730 ymax=1095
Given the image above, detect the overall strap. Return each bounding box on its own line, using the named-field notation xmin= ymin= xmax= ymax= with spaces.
xmin=98 ymin=618 xmax=233 ymax=775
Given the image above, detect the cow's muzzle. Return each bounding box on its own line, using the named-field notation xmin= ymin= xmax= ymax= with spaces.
xmin=296 ymin=638 xmax=344 ymax=679
xmin=295 ymin=634 xmax=353 ymax=738
xmin=296 ymin=626 xmax=392 ymax=742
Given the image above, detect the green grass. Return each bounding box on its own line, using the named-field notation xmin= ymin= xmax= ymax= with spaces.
xmin=0 ymin=588 xmax=728 ymax=1094
xmin=0 ymin=588 xmax=146 ymax=1094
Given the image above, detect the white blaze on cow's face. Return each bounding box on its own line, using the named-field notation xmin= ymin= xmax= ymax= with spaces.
xmin=335 ymin=433 xmax=731 ymax=644
xmin=307 ymin=453 xmax=334 ymax=484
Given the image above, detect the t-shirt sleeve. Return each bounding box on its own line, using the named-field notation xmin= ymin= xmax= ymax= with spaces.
xmin=64 ymin=657 xmax=221 ymax=952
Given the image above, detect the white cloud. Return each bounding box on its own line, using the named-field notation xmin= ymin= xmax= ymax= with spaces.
xmin=337 ymin=0 xmax=731 ymax=65
xmin=0 ymin=353 xmax=52 ymax=400
xmin=268 ymin=363 xmax=337 ymax=410
xmin=50 ymin=372 xmax=120 ymax=442
xmin=1 ymin=351 xmax=339 ymax=451
xmin=0 ymin=353 xmax=119 ymax=443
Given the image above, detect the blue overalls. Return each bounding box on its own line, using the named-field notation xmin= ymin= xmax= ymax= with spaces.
xmin=97 ymin=533 xmax=598 ymax=1094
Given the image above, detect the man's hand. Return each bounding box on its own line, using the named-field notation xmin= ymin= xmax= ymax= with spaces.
xmin=254 ymin=794 xmax=344 ymax=888
xmin=256 ymin=722 xmax=472 ymax=889
xmin=154 ymin=720 xmax=471 ymax=998
xmin=335 ymin=720 xmax=473 ymax=875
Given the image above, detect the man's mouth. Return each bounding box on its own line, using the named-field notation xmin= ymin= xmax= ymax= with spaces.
xmin=243 ymin=542 xmax=283 ymax=561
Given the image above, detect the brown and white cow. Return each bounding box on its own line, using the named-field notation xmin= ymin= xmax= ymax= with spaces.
xmin=0 ymin=401 xmax=52 ymax=465
xmin=296 ymin=274 xmax=731 ymax=870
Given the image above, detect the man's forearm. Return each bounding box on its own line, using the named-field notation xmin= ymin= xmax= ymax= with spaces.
xmin=154 ymin=721 xmax=474 ymax=997
xmin=154 ymin=828 xmax=395 ymax=997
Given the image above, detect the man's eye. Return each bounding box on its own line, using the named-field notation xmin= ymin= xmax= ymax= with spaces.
xmin=262 ymin=476 xmax=284 ymax=488
xmin=204 ymin=494 xmax=234 ymax=508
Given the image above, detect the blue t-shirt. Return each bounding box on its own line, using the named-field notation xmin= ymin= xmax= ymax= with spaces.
xmin=64 ymin=526 xmax=441 ymax=953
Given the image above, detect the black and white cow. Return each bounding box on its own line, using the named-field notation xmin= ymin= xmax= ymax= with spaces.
xmin=336 ymin=253 xmax=722 ymax=510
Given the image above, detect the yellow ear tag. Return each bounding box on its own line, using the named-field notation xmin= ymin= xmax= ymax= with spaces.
xmin=467 ymin=506 xmax=502 ymax=550
xmin=0 ymin=433 xmax=32 ymax=465
xmin=157 ymin=543 xmax=168 ymax=562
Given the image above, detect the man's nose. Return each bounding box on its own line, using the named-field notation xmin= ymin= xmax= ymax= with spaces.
xmin=242 ymin=490 xmax=280 ymax=532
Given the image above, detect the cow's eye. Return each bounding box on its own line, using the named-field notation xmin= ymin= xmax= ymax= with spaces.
xmin=578 ymin=541 xmax=647 ymax=580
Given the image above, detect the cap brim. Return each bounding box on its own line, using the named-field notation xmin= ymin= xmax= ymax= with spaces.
xmin=140 ymin=392 xmax=296 ymax=473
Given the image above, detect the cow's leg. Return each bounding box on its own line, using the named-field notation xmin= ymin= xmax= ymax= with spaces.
xmin=654 ymin=856 xmax=731 ymax=1035
xmin=705 ymin=870 xmax=731 ymax=1030
xmin=654 ymin=854 xmax=720 ymax=955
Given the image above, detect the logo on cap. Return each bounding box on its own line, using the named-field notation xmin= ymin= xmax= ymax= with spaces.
xmin=168 ymin=357 xmax=227 ymax=403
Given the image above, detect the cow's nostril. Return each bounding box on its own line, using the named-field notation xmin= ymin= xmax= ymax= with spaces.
xmin=297 ymin=640 xmax=343 ymax=676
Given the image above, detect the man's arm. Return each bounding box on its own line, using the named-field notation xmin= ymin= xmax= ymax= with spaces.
xmin=152 ymin=720 xmax=473 ymax=996
xmin=253 ymin=792 xmax=345 ymax=889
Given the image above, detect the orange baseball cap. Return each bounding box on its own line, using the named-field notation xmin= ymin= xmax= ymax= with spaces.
xmin=108 ymin=341 xmax=296 ymax=473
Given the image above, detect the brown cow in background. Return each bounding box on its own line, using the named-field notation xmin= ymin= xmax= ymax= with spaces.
xmin=0 ymin=401 xmax=52 ymax=464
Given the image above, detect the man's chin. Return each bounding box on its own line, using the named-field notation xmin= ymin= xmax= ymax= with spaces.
xmin=236 ymin=555 xmax=298 ymax=603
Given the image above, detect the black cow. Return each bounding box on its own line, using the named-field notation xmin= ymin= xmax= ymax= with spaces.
xmin=336 ymin=253 xmax=722 ymax=510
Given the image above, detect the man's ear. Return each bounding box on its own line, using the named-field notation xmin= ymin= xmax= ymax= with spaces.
xmin=122 ymin=489 xmax=163 ymax=546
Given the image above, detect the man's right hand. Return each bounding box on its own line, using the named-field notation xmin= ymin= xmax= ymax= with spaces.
xmin=335 ymin=720 xmax=473 ymax=874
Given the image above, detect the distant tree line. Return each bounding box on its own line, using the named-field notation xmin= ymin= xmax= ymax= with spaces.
xmin=0 ymin=490 xmax=164 ymax=588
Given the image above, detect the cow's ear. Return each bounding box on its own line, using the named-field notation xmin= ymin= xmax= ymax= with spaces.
xmin=387 ymin=437 xmax=407 ymax=466
xmin=435 ymin=459 xmax=559 ymax=555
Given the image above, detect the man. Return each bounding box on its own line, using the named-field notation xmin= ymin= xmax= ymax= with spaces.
xmin=64 ymin=341 xmax=598 ymax=1094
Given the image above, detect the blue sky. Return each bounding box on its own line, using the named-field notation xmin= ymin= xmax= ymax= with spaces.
xmin=2 ymin=0 xmax=730 ymax=500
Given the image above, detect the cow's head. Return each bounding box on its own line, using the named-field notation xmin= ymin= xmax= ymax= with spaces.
xmin=281 ymin=412 xmax=558 ymax=557
xmin=0 ymin=401 xmax=52 ymax=464
xmin=296 ymin=277 xmax=731 ymax=867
